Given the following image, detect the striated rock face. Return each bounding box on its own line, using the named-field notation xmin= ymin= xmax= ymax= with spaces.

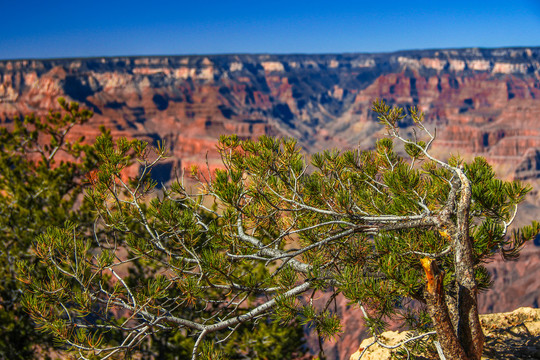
xmin=2 ymin=48 xmax=540 ymax=359
xmin=1 ymin=48 xmax=540 ymax=181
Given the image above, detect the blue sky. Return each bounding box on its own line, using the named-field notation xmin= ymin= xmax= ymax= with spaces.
xmin=1 ymin=0 xmax=539 ymax=59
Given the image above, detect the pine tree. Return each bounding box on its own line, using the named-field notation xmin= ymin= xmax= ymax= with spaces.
xmin=0 ymin=99 xmax=94 ymax=358
xmin=20 ymin=100 xmax=539 ymax=360
xmin=0 ymin=99 xmax=305 ymax=359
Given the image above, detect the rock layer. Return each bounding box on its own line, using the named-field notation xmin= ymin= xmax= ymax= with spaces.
xmin=1 ymin=48 xmax=540 ymax=180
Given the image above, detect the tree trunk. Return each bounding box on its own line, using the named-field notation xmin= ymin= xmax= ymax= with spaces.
xmin=452 ymin=169 xmax=484 ymax=360
xmin=421 ymin=169 xmax=484 ymax=360
xmin=421 ymin=257 xmax=468 ymax=359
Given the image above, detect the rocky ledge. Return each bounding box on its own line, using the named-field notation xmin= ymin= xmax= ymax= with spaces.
xmin=350 ymin=307 xmax=540 ymax=360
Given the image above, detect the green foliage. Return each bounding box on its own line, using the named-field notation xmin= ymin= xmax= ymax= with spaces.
xmin=219 ymin=320 xmax=305 ymax=360
xmin=16 ymin=124 xmax=306 ymax=359
xmin=0 ymin=98 xmax=95 ymax=359
xmin=18 ymin=100 xmax=539 ymax=359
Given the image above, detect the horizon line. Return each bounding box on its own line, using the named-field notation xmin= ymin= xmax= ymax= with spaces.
xmin=1 ymin=45 xmax=539 ymax=62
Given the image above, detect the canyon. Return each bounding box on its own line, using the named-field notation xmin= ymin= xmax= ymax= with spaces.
xmin=2 ymin=48 xmax=540 ymax=180
xmin=1 ymin=47 xmax=540 ymax=358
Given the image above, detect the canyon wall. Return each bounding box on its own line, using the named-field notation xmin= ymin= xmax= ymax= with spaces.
xmin=1 ymin=47 xmax=540 ymax=359
xmin=1 ymin=48 xmax=540 ymax=179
